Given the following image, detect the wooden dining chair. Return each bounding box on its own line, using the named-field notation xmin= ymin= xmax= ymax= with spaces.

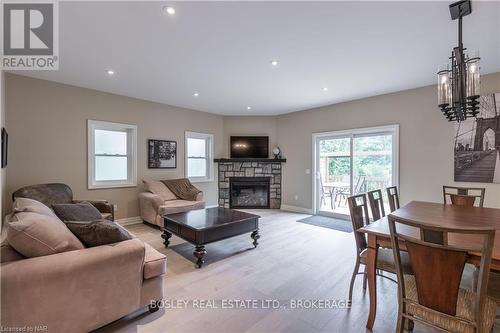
xmin=347 ymin=194 xmax=412 ymax=303
xmin=387 ymin=214 xmax=497 ymax=333
xmin=473 ymin=269 xmax=500 ymax=318
xmin=443 ymin=185 xmax=485 ymax=208
xmin=386 ymin=186 xmax=400 ymax=212
xmin=367 ymin=189 xmax=385 ymax=221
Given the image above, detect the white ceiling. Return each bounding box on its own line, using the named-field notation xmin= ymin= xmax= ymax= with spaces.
xmin=13 ymin=1 xmax=500 ymax=115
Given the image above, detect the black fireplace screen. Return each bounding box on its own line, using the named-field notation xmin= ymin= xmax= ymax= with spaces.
xmin=229 ymin=177 xmax=270 ymax=209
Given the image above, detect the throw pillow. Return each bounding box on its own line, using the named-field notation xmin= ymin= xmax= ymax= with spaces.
xmin=64 ymin=219 xmax=133 ymax=247
xmin=12 ymin=197 xmax=58 ymax=218
xmin=143 ymin=180 xmax=177 ymax=201
xmin=52 ymin=202 xmax=102 ymax=221
xmin=7 ymin=213 xmax=84 ymax=258
xmin=0 ymin=242 xmax=26 ymax=263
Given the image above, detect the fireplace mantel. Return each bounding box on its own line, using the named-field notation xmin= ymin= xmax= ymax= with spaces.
xmin=214 ymin=158 xmax=286 ymax=163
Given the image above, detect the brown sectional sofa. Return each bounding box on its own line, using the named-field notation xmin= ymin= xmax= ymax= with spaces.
xmin=139 ymin=180 xmax=205 ymax=227
xmin=1 ymin=199 xmax=166 ymax=332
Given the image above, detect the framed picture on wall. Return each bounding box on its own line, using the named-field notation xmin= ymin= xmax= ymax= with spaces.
xmin=148 ymin=139 xmax=177 ymax=169
xmin=1 ymin=128 xmax=7 ymax=168
xmin=454 ymin=93 xmax=500 ymax=183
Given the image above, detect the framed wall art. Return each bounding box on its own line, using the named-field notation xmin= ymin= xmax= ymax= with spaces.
xmin=148 ymin=139 xmax=177 ymax=169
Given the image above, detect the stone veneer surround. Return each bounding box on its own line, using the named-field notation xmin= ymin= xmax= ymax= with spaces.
xmin=217 ymin=161 xmax=283 ymax=209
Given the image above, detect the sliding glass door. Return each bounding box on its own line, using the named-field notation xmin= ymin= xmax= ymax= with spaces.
xmin=314 ymin=125 xmax=399 ymax=219
xmin=316 ymin=136 xmax=352 ymax=216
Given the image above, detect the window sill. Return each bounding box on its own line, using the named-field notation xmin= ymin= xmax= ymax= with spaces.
xmin=88 ymin=182 xmax=137 ymax=190
xmin=189 ymin=178 xmax=214 ymax=184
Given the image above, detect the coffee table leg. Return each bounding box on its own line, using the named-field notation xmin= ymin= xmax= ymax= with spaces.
xmin=251 ymin=230 xmax=260 ymax=248
xmin=194 ymin=245 xmax=206 ymax=268
xmin=161 ymin=229 xmax=172 ymax=248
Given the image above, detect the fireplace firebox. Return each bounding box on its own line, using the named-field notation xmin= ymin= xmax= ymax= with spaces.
xmin=229 ymin=177 xmax=270 ymax=209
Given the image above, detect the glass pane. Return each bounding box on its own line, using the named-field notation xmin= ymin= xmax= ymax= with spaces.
xmin=318 ymin=137 xmax=351 ymax=215
xmin=187 ymin=138 xmax=206 ymax=157
xmin=320 ymin=137 xmax=350 ymax=155
xmin=95 ymin=130 xmax=127 ymax=155
xmin=188 ymin=158 xmax=206 ymax=178
xmin=353 ymin=134 xmax=393 ymax=206
xmin=95 ymin=156 xmax=128 ymax=181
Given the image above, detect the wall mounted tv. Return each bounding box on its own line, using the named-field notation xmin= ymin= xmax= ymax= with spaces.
xmin=230 ymin=136 xmax=269 ymax=158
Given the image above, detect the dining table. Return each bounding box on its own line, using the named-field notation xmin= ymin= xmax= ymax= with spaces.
xmin=359 ymin=200 xmax=500 ymax=330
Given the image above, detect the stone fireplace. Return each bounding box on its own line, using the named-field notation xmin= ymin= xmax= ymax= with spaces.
xmin=214 ymin=159 xmax=286 ymax=209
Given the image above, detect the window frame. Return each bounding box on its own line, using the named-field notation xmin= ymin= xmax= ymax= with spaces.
xmin=185 ymin=131 xmax=214 ymax=183
xmin=312 ymin=124 xmax=399 ymax=217
xmin=87 ymin=120 xmax=137 ymax=189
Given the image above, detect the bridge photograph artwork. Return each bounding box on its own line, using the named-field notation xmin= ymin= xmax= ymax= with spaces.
xmin=455 ymin=93 xmax=500 ymax=183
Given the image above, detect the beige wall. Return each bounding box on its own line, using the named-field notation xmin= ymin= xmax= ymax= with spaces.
xmin=278 ymin=72 xmax=500 ymax=211
xmin=5 ymin=74 xmax=224 ymax=219
xmin=6 ymin=72 xmax=500 ymax=218
xmin=223 ymin=116 xmax=278 ymax=156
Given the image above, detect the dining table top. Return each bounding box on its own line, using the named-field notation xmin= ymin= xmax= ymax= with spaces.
xmin=360 ymin=200 xmax=500 ymax=267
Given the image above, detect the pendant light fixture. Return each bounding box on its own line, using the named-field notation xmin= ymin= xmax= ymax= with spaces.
xmin=437 ymin=0 xmax=481 ymax=122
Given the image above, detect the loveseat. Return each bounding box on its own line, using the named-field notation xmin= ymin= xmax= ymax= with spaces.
xmin=1 ymin=198 xmax=166 ymax=333
xmin=139 ymin=179 xmax=205 ymax=227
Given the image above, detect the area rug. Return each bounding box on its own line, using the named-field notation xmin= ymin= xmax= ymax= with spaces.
xmin=296 ymin=215 xmax=353 ymax=233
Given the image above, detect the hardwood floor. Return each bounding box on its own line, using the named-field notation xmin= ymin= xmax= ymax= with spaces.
xmin=97 ymin=210 xmax=499 ymax=333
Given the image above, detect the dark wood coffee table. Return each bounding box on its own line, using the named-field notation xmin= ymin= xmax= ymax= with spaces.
xmin=162 ymin=207 xmax=260 ymax=268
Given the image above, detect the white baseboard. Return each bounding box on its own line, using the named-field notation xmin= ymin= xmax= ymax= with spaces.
xmin=280 ymin=204 xmax=313 ymax=215
xmin=116 ymin=216 xmax=142 ymax=226
xmin=115 ymin=207 xmax=312 ymax=223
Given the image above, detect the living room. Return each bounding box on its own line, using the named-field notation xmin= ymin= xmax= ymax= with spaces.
xmin=1 ymin=1 xmax=500 ymax=333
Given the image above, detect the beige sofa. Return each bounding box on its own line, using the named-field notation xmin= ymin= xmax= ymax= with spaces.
xmin=139 ymin=180 xmax=205 ymax=227
xmin=1 ymin=214 xmax=167 ymax=332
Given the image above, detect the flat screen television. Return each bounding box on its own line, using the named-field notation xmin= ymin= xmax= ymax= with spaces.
xmin=230 ymin=136 xmax=269 ymax=158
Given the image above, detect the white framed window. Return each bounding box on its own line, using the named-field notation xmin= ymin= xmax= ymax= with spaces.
xmin=185 ymin=131 xmax=214 ymax=183
xmin=88 ymin=120 xmax=137 ymax=189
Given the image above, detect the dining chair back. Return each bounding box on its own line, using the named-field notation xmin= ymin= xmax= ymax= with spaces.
xmin=386 ymin=186 xmax=400 ymax=212
xmin=450 ymin=194 xmax=477 ymax=207
xmin=367 ymin=189 xmax=385 ymax=221
xmin=353 ymin=176 xmax=366 ymax=195
xmin=347 ymin=194 xmax=370 ymax=253
xmin=387 ymin=214 xmax=496 ymax=332
xmin=443 ymin=185 xmax=485 ymax=208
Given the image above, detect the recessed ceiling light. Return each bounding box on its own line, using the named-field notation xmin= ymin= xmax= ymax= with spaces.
xmin=193 ymin=92 xmax=199 ymax=97
xmin=271 ymin=60 xmax=279 ymax=66
xmin=322 ymin=87 xmax=328 ymax=91
xmin=247 ymin=106 xmax=252 ymax=110
xmin=163 ymin=6 xmax=175 ymax=15
xmin=106 ymin=69 xmax=115 ymax=76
